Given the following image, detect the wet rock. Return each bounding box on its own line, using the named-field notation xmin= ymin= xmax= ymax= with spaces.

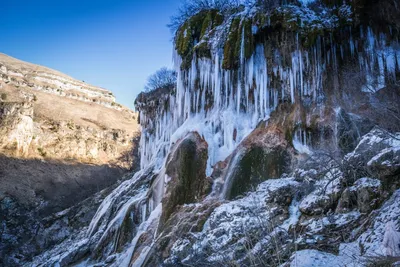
xmin=161 ymin=132 xmax=211 ymax=225
xmin=223 ymin=127 xmax=293 ymax=200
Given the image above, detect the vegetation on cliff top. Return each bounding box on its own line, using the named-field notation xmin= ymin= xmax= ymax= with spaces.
xmin=171 ymin=0 xmax=399 ymax=70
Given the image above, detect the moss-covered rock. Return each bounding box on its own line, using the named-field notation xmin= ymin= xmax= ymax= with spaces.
xmin=243 ymin=19 xmax=255 ymax=59
xmin=195 ymin=41 xmax=211 ymax=59
xmin=176 ymin=9 xmax=224 ymax=69
xmin=160 ymin=132 xmax=211 ymax=225
xmin=222 ymin=17 xmax=241 ymax=70
xmin=223 ymin=127 xmax=293 ymax=200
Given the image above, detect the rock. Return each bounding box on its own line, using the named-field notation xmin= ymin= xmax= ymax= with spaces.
xmin=299 ymin=194 xmax=332 ymax=216
xmin=338 ymin=190 xmax=400 ymax=259
xmin=336 ymin=108 xmax=374 ymax=154
xmin=336 ymin=178 xmax=382 ymax=213
xmin=0 ymin=101 xmax=33 ymax=156
xmin=299 ymin=168 xmax=344 ymax=216
xmin=367 ymin=146 xmax=400 ymax=189
xmin=334 ymin=188 xmax=356 ymax=213
xmin=163 ymin=178 xmax=301 ymax=265
xmin=222 ymin=127 xmax=293 ymax=200
xmin=161 ymin=132 xmax=211 ymax=225
xmin=0 ymin=53 xmax=117 ymax=107
xmin=142 ymin=200 xmax=221 ymax=266
xmin=344 ymin=128 xmax=400 ymax=189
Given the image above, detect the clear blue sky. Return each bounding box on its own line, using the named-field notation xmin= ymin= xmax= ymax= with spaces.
xmin=1 ymin=0 xmax=181 ymax=109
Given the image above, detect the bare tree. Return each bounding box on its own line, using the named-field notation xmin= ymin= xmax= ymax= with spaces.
xmin=144 ymin=67 xmax=177 ymax=92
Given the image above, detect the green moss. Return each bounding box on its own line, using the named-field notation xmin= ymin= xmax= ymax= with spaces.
xmin=225 ymin=146 xmax=290 ymax=199
xmin=116 ymin=209 xmax=135 ymax=252
xmin=222 ymin=17 xmax=241 ymax=70
xmin=201 ymin=12 xmax=212 ymax=39
xmin=175 ymin=10 xmax=225 ymax=70
xmin=285 ymin=128 xmax=294 ymax=146
xmin=243 ymin=19 xmax=254 ymax=59
xmin=222 ymin=18 xmax=255 ymax=69
xmin=302 ymin=28 xmax=324 ymax=48
xmin=176 ymin=21 xmax=192 ymax=57
xmin=162 ymin=136 xmax=209 ymax=223
xmin=254 ymin=13 xmax=269 ymax=27
xmin=213 ymin=11 xmax=224 ymax=27
xmin=195 ymin=41 xmax=211 ymax=59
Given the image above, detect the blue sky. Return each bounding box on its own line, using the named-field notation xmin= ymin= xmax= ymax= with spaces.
xmin=1 ymin=0 xmax=181 ymax=109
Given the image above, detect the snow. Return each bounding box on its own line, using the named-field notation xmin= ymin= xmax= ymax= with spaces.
xmin=299 ymin=0 xmax=316 ymax=6
xmin=383 ymin=221 xmax=400 ymax=257
xmin=302 ymin=211 xmax=361 ymax=235
xmin=350 ymin=177 xmax=381 ymax=190
xmin=288 ymin=249 xmax=360 ymax=267
xmin=367 ymin=146 xmax=400 ymax=167
xmin=27 ymin=3 xmax=400 ymax=266
xmin=170 ymin=178 xmax=300 ymax=261
xmin=281 ymin=200 xmax=301 ymax=231
xmin=299 ymin=168 xmax=343 ymax=213
xmin=345 ymin=128 xmax=400 ymax=165
xmin=339 ymin=190 xmax=400 ymax=258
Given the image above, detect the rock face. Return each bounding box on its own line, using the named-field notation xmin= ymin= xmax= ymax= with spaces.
xmin=0 ymin=101 xmax=34 ymax=155
xmin=11 ymin=0 xmax=400 ymax=267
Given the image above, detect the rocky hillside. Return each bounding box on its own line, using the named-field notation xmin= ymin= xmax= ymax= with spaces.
xmin=0 ymin=53 xmax=118 ymax=108
xmin=0 ymin=53 xmax=139 ymax=166
xmin=13 ymin=0 xmax=400 ymax=266
xmin=0 ymin=54 xmax=140 ymax=266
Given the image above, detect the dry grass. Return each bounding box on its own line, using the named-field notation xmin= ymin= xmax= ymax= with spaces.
xmin=0 ymin=83 xmax=138 ymax=133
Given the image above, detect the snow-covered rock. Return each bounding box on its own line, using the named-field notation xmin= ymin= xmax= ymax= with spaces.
xmin=299 ymin=168 xmax=344 ymax=215
xmin=344 ymin=128 xmax=400 ymax=187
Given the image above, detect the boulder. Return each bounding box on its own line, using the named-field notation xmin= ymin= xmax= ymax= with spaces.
xmin=344 ymin=128 xmax=400 ymax=189
xmin=299 ymin=168 xmax=344 ymax=216
xmin=222 ymin=127 xmax=293 ymax=200
xmin=160 ymin=132 xmax=211 ymax=225
xmin=336 ymin=178 xmax=382 ymax=213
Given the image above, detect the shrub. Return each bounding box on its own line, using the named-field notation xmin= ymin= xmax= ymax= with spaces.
xmin=37 ymin=147 xmax=47 ymax=157
xmin=1 ymin=93 xmax=7 ymax=101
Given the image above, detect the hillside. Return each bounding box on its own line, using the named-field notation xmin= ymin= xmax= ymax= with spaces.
xmin=0 ymin=53 xmax=139 ymax=164
xmin=0 ymin=53 xmax=140 ymax=266
xmin=0 ymin=53 xmax=117 ymax=107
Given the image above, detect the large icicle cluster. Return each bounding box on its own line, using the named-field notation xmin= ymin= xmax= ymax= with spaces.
xmin=138 ymin=6 xmax=400 ymax=176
